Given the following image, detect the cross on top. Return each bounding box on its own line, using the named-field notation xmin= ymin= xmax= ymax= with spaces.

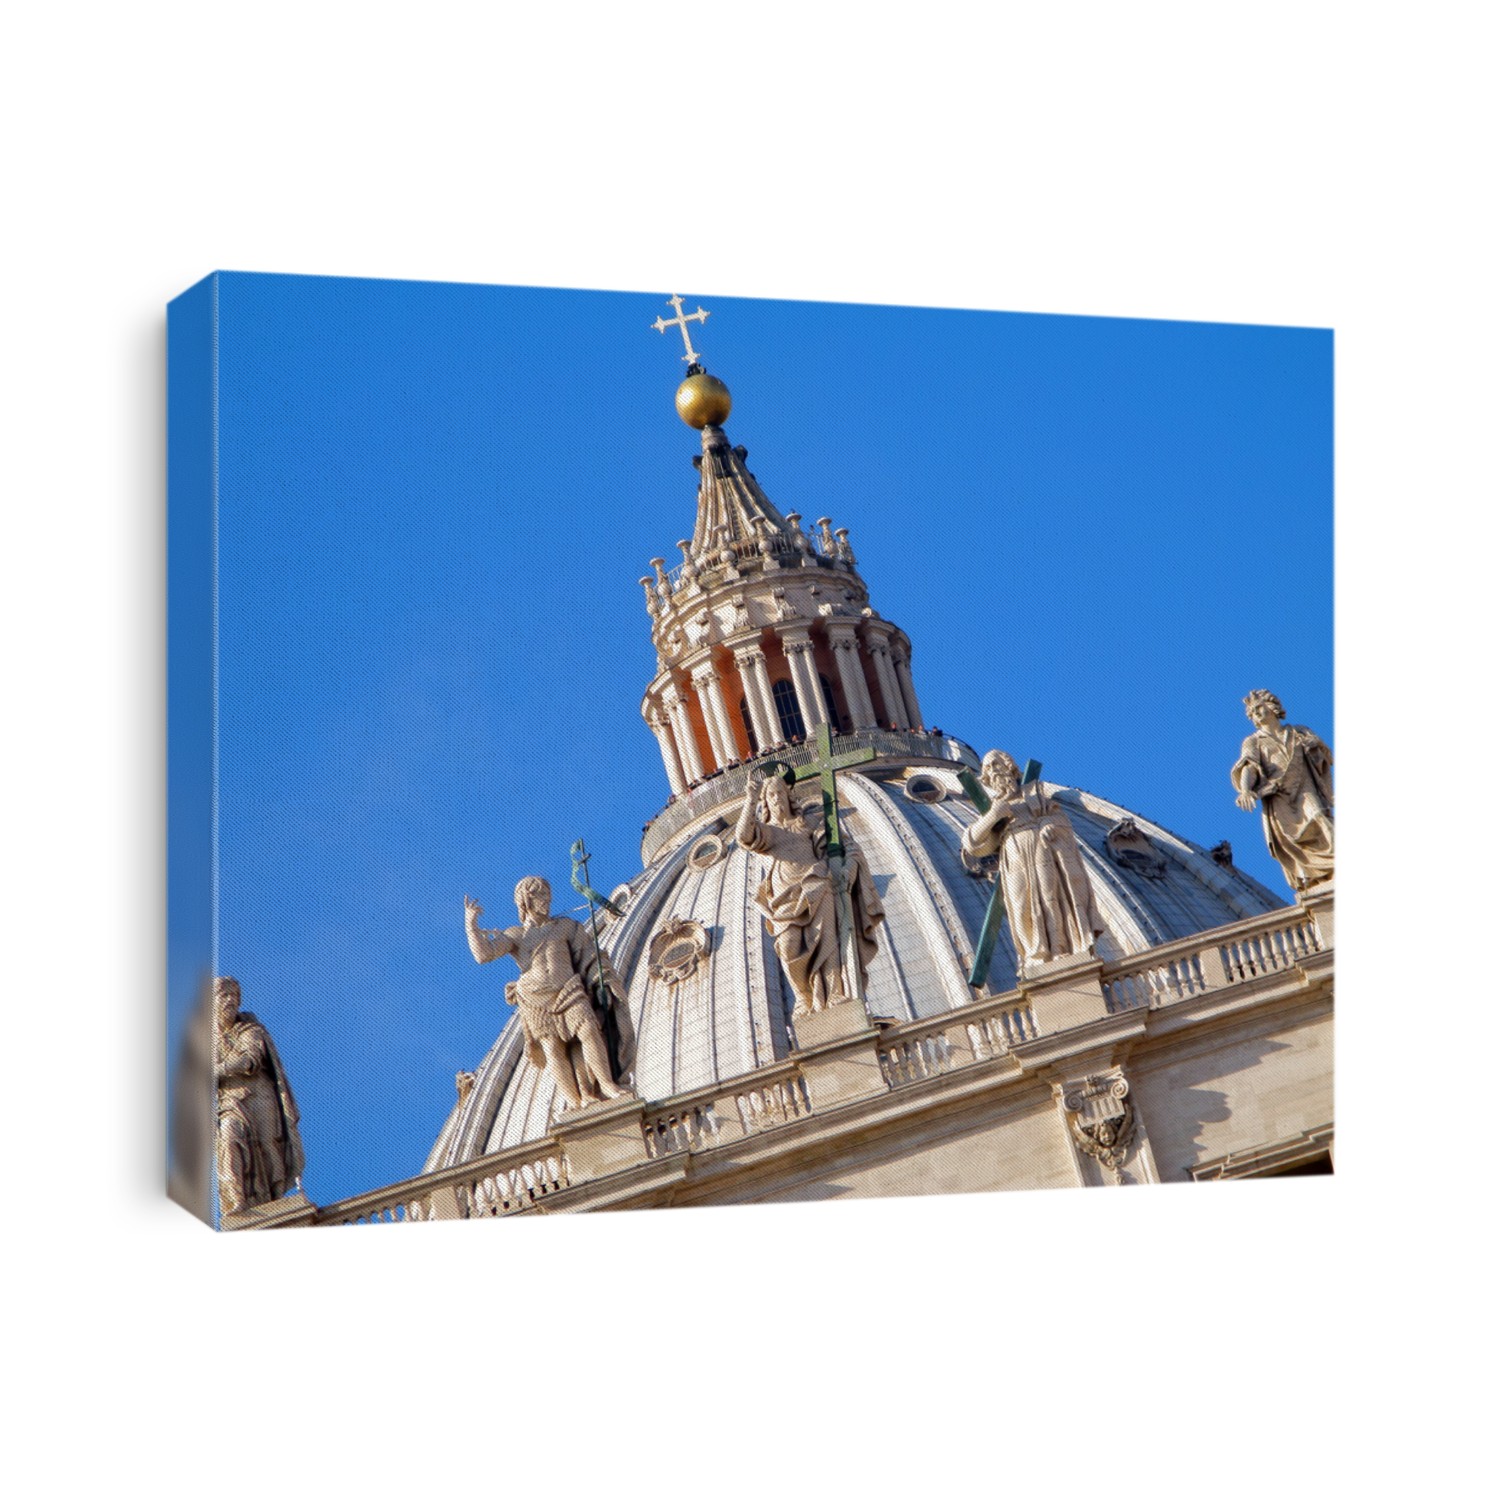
xmin=653 ymin=294 xmax=710 ymax=363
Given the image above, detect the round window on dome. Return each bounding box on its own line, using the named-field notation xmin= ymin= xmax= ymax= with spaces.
xmin=688 ymin=833 xmax=726 ymax=869
xmin=903 ymin=773 xmax=946 ymax=803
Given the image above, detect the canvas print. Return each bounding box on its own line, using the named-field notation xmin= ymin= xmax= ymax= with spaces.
xmin=167 ymin=276 xmax=1333 ymax=1228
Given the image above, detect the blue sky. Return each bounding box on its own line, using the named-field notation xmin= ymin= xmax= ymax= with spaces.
xmin=173 ymin=273 xmax=1331 ymax=1208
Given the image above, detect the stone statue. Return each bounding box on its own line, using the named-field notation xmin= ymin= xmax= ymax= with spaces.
xmin=214 ymin=977 xmax=305 ymax=1215
xmin=960 ymin=751 xmax=1107 ymax=967
xmin=465 ymin=879 xmax=635 ymax=1111
xmin=1231 ymin=689 xmax=1334 ymax=891
xmin=735 ymin=769 xmax=884 ymax=1016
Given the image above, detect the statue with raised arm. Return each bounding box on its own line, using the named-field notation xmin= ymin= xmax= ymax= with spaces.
xmin=214 ymin=977 xmax=305 ymax=1216
xmin=960 ymin=750 xmax=1107 ymax=967
xmin=1231 ymin=689 xmax=1334 ymax=891
xmin=464 ymin=879 xmax=635 ymax=1111
xmin=736 ymin=768 xmax=884 ymax=1016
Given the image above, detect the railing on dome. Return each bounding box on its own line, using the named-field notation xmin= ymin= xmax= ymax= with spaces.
xmin=641 ymin=728 xmax=982 ymax=864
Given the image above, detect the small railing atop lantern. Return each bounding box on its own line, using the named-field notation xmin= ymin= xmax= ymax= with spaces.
xmin=656 ymin=531 xmax=853 ymax=599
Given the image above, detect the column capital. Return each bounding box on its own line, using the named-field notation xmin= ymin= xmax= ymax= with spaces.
xmin=728 ymin=634 xmax=766 ymax=662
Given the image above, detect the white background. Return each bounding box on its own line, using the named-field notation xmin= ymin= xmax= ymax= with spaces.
xmin=5 ymin=4 xmax=1491 ymax=1494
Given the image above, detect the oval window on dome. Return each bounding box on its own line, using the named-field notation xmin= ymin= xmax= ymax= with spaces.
xmin=903 ymin=773 xmax=945 ymax=803
xmin=688 ymin=833 xmax=726 ymax=870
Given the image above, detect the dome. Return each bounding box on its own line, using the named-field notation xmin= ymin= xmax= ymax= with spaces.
xmin=426 ymin=731 xmax=1283 ymax=1169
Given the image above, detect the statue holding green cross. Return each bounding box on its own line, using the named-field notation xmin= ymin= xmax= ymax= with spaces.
xmin=960 ymin=749 xmax=1107 ymax=981
xmin=736 ymin=723 xmax=885 ymax=1017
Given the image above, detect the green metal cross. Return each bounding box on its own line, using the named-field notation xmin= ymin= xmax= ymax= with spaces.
xmin=958 ymin=757 xmax=1042 ymax=989
xmin=569 ymin=839 xmax=623 ymax=919
xmin=792 ymin=721 xmax=876 ymax=858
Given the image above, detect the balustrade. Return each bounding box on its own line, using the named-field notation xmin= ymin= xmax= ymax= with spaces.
xmin=329 ymin=1197 xmax=437 ymax=1227
xmin=1103 ymin=952 xmax=1210 ymax=1013
xmin=315 ymin=1148 xmax=571 ymax=1226
xmin=643 ymin=1102 xmax=723 ymax=1158
xmin=310 ymin=904 xmax=1327 ymax=1225
xmin=459 ymin=1154 xmax=571 ymax=1216
xmin=1098 ymin=908 xmax=1323 ymax=1015
xmin=965 ymin=1002 xmax=1039 ymax=1056
xmin=1219 ymin=916 xmax=1321 ymax=981
xmin=731 ymin=1074 xmax=812 ymax=1131
xmin=879 ymin=1029 xmax=956 ymax=1087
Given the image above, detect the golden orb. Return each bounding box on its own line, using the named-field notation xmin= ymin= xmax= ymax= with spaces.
xmin=675 ymin=372 xmax=732 ymax=429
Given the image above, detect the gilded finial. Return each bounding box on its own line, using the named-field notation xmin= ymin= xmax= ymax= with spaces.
xmin=653 ymin=293 xmax=732 ymax=429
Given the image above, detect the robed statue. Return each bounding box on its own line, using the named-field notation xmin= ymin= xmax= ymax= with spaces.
xmin=736 ymin=768 xmax=884 ymax=1016
xmin=961 ymin=750 xmax=1107 ymax=967
xmin=1231 ymin=689 xmax=1334 ymax=891
xmin=214 ymin=977 xmax=305 ymax=1215
xmin=465 ymin=878 xmax=635 ymax=1111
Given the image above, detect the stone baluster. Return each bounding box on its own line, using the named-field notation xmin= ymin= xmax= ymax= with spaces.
xmin=639 ymin=575 xmax=660 ymax=618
